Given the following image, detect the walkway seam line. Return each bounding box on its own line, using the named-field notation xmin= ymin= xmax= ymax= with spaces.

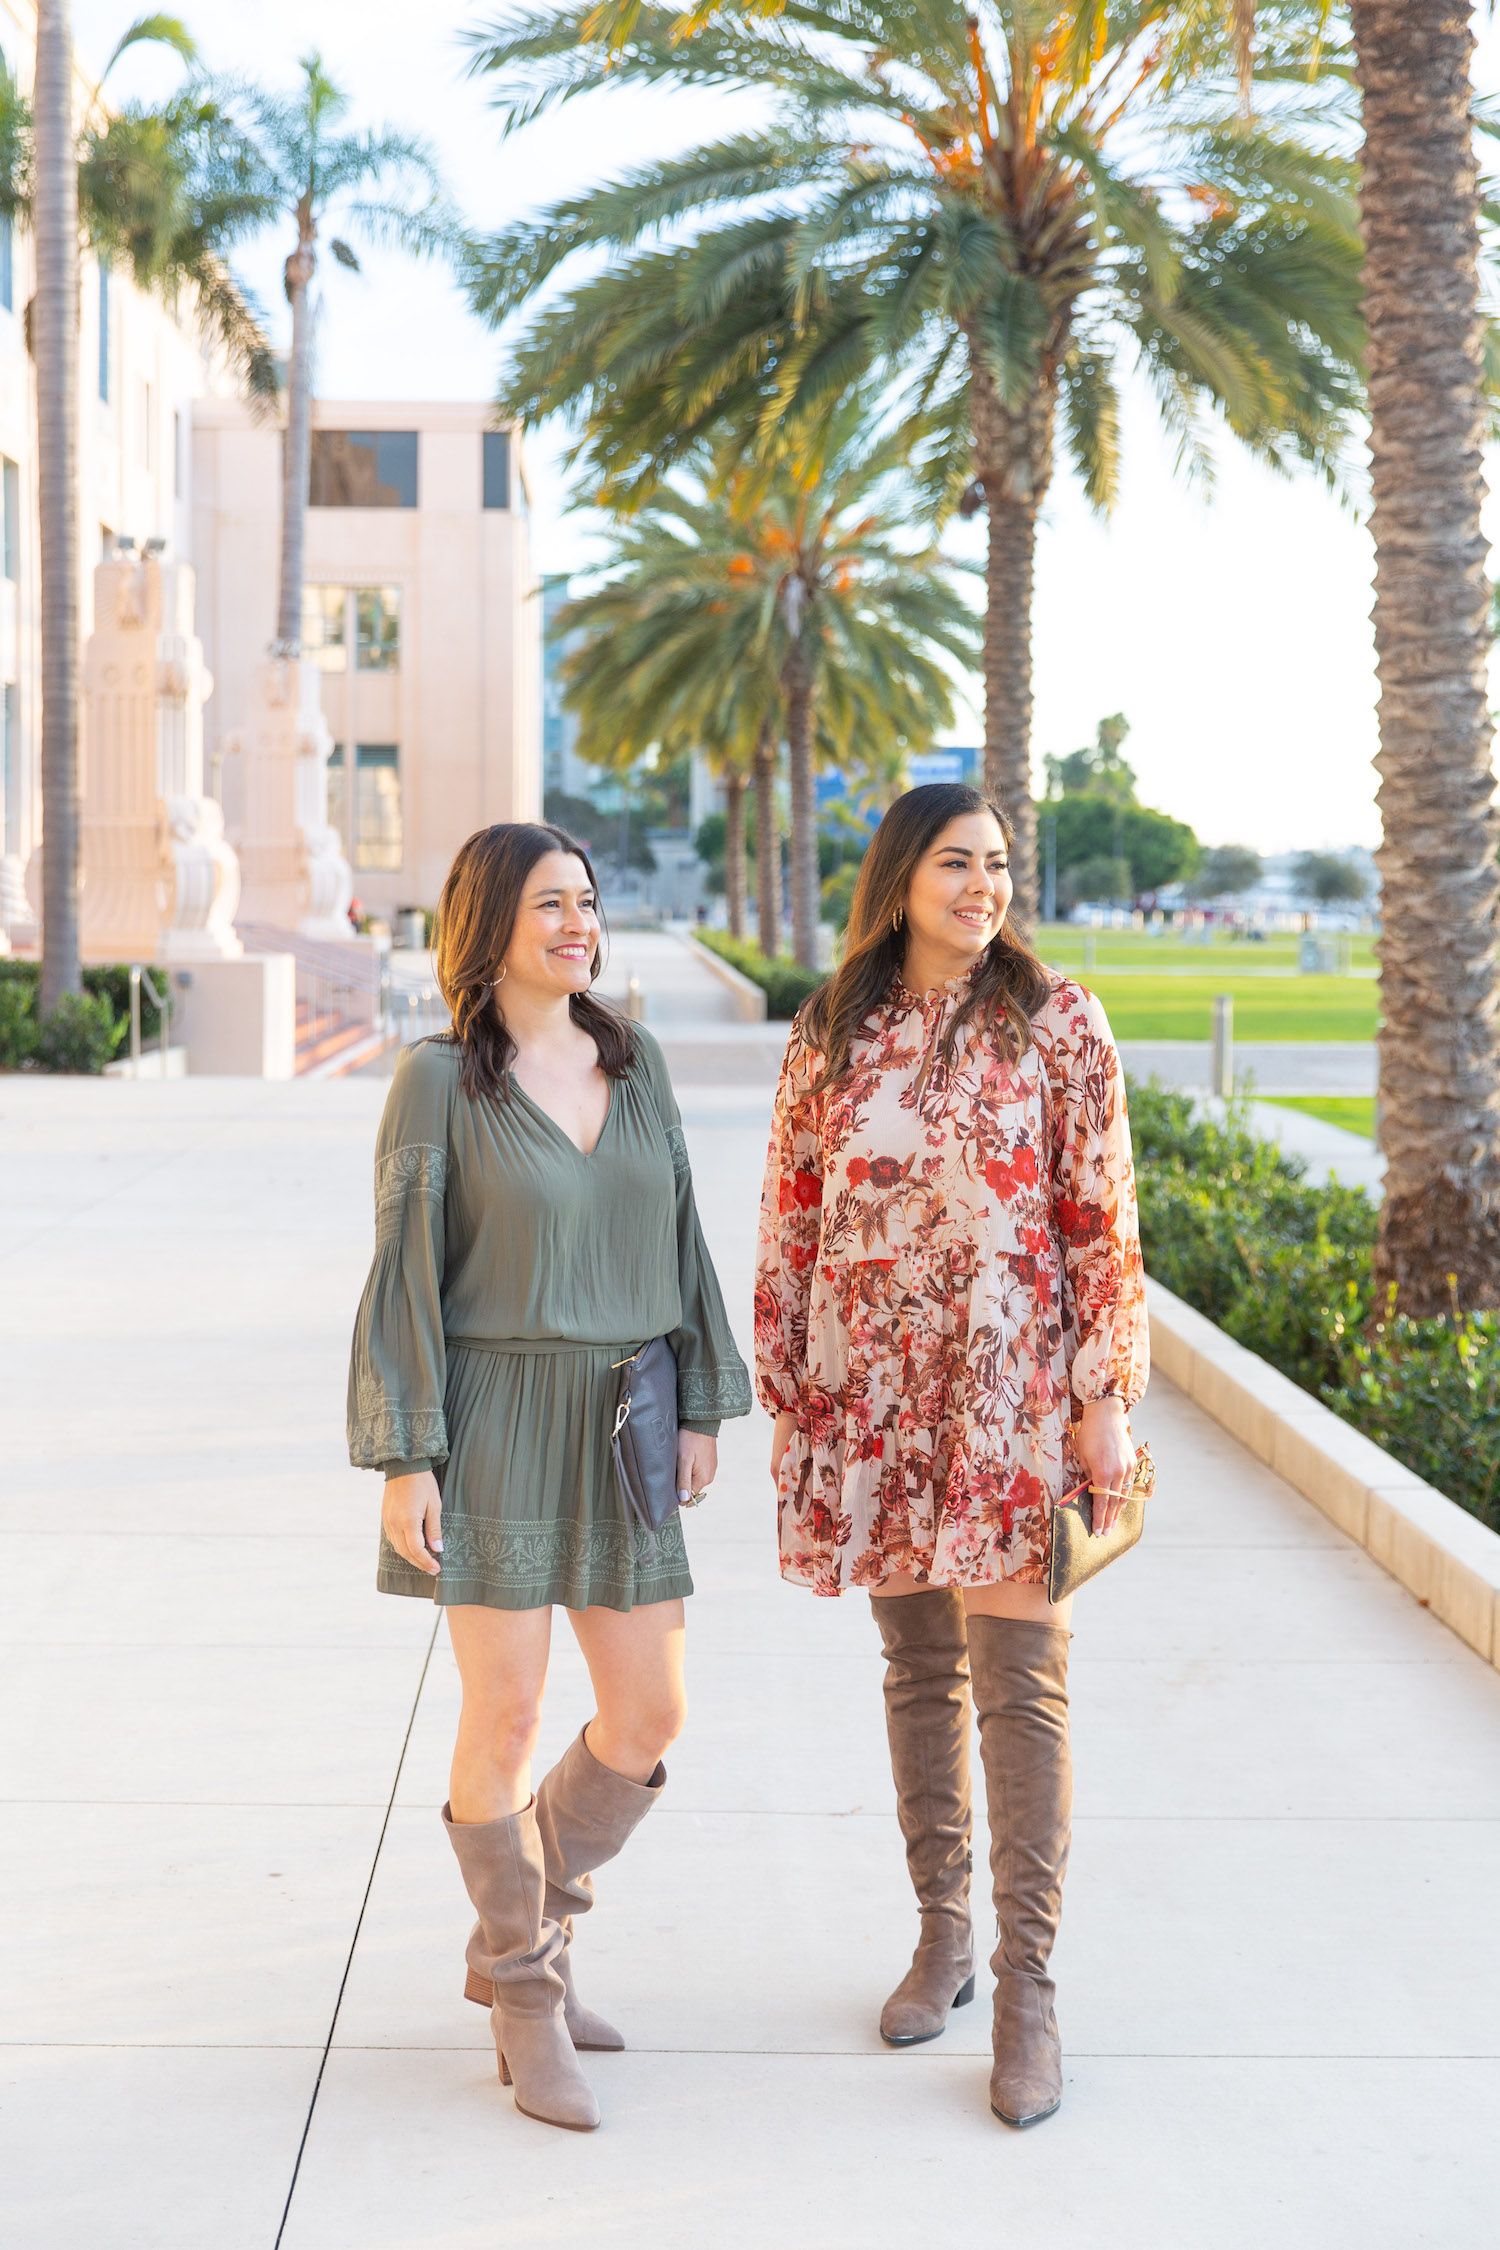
xmin=272 ymin=1615 xmax=441 ymax=2250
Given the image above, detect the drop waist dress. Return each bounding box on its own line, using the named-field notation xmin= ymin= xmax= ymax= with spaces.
xmin=348 ymin=1028 xmax=751 ymax=1612
xmin=754 ymin=970 xmax=1149 ymax=1597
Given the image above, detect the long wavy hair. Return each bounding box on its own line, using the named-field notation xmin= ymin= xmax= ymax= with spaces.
xmin=433 ymin=823 xmax=637 ymax=1100
xmin=800 ymin=784 xmax=1052 ymax=1092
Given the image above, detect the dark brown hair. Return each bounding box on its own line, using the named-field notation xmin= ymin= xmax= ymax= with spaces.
xmin=434 ymin=822 xmax=637 ymax=1100
xmin=800 ymin=784 xmax=1052 ymax=1091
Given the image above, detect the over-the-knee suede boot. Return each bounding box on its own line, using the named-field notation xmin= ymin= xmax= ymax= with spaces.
xmin=527 ymin=1726 xmax=665 ymax=2050
xmin=967 ymin=1615 xmax=1072 ymax=2127
xmin=443 ymin=1800 xmax=601 ymax=2132
xmin=872 ymin=1588 xmax=976 ymax=2045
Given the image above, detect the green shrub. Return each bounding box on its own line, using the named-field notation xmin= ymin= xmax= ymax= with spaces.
xmin=35 ymin=990 xmax=125 ymax=1074
xmin=1325 ymin=1295 xmax=1500 ymax=1534
xmin=0 ymin=975 xmax=38 ymax=1067
xmin=0 ymin=959 xmax=164 ymax=1061
xmin=1129 ymin=1076 xmax=1498 ymax=1529
xmin=695 ymin=929 xmax=825 ymax=1019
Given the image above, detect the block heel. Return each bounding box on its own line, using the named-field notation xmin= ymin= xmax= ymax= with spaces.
xmin=954 ymin=1974 xmax=976 ymax=2008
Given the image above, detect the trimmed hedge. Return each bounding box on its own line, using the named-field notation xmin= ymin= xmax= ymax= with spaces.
xmin=0 ymin=959 xmax=163 ymax=1073
xmin=695 ymin=929 xmax=825 ymax=1020
xmin=1130 ymin=1081 xmax=1499 ymax=1533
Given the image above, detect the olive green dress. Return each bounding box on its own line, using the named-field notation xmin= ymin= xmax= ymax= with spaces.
xmin=347 ymin=1027 xmax=751 ymax=1611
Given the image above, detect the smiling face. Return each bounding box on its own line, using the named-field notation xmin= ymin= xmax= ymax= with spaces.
xmin=499 ymin=849 xmax=600 ymax=999
xmin=902 ymin=811 xmax=1013 ymax=971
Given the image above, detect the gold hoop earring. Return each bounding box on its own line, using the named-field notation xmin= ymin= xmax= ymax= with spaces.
xmin=891 ymin=906 xmax=904 ymax=934
xmin=494 ymin=964 xmax=507 ymax=986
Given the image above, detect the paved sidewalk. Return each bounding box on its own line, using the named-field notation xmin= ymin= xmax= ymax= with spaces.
xmin=2 ymin=1070 xmax=1497 ymax=2249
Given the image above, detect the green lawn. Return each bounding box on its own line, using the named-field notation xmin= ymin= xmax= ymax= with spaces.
xmin=1076 ymin=972 xmax=1378 ymax=1042
xmin=1037 ymin=924 xmax=1376 ymax=978
xmin=1264 ymin=1096 xmax=1376 ymax=1140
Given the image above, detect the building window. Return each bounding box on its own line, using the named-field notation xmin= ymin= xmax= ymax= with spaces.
xmin=354 ymin=744 xmax=401 ymax=869
xmin=302 ymin=585 xmax=348 ymax=670
xmin=356 ymin=586 xmax=400 ymax=671
xmin=308 ymin=430 xmax=418 ymax=509
xmin=482 ymin=430 xmax=510 ymax=510
xmin=98 ymin=259 xmax=110 ymax=402
xmin=0 ymin=215 xmax=12 ymax=314
xmin=2 ymin=457 xmax=18 ymax=582
xmin=329 ymin=742 xmax=403 ymax=868
xmin=1 ymin=682 xmax=15 ymax=857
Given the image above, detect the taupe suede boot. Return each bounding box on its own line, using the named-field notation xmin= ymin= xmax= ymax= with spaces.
xmin=443 ymin=1800 xmax=601 ymax=2132
xmin=967 ymin=1616 xmax=1072 ymax=2128
xmin=509 ymin=1726 xmax=664 ymax=2051
xmin=872 ymin=1588 xmax=976 ymax=2045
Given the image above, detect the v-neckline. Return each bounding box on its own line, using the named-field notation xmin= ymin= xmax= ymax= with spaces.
xmin=512 ymin=1075 xmax=616 ymax=1161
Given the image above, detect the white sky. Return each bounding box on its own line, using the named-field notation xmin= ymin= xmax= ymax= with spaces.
xmin=76 ymin=0 xmax=1500 ymax=853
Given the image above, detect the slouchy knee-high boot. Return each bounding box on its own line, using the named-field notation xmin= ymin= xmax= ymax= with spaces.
xmin=443 ymin=1800 xmax=601 ymax=2132
xmin=872 ymin=1588 xmax=976 ymax=2045
xmin=967 ymin=1616 xmax=1072 ymax=2127
xmin=533 ymin=1727 xmax=665 ymax=2049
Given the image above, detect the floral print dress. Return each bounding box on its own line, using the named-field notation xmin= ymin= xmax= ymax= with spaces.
xmin=754 ymin=969 xmax=1148 ymax=1596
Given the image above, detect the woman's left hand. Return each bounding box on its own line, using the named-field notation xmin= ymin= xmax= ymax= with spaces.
xmin=677 ymin=1430 xmax=718 ymax=1509
xmin=1075 ymin=1397 xmax=1136 ymax=1536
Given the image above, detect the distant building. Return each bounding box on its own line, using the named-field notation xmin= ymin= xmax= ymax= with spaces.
xmin=193 ymin=399 xmax=542 ymax=919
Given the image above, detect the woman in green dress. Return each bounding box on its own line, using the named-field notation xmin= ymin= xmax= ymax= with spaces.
xmin=348 ymin=822 xmax=750 ymax=2133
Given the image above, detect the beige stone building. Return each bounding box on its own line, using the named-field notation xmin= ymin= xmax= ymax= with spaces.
xmin=193 ymin=399 xmax=541 ymax=922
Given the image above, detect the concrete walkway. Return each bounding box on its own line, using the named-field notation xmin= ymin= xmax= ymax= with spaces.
xmin=2 ymin=1068 xmax=1498 ymax=2249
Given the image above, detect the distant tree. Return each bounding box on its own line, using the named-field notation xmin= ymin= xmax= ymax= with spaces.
xmin=542 ymin=787 xmax=655 ymax=874
xmin=1199 ymin=845 xmax=1264 ymax=897
xmin=1293 ymin=851 xmax=1367 ymax=904
xmin=1044 ymin=714 xmax=1137 ymax=805
xmin=1060 ymin=855 xmax=1132 ymax=911
xmin=1049 ymin=795 xmax=1198 ymax=900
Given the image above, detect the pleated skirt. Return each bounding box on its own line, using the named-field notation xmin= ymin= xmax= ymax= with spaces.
xmin=376 ymin=1339 xmax=693 ymax=1613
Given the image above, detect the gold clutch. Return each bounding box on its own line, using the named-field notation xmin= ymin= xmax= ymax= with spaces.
xmin=1047 ymin=1443 xmax=1155 ymax=1603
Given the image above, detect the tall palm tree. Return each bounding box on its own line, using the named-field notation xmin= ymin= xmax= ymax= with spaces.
xmin=464 ymin=1 xmax=1363 ymax=907
xmin=24 ymin=9 xmax=252 ymax=1011
xmin=556 ymin=415 xmax=979 ymax=965
xmin=1347 ymin=0 xmax=1500 ymax=1311
xmin=34 ymin=1 xmax=78 ymax=1013
xmin=205 ymin=55 xmax=457 ymax=650
xmin=554 ymin=430 xmax=977 ymax=959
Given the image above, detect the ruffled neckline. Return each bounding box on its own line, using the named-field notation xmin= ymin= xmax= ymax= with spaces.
xmin=889 ymin=957 xmax=986 ymax=1011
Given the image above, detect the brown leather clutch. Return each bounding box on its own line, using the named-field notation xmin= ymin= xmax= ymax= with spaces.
xmin=1047 ymin=1443 xmax=1155 ymax=1603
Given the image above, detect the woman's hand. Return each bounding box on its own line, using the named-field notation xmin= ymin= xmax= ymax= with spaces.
xmin=1075 ymin=1398 xmax=1136 ymax=1536
xmin=383 ymin=1470 xmax=443 ymax=1576
xmin=677 ymin=1430 xmax=718 ymax=1508
xmin=770 ymin=1410 xmax=797 ymax=1483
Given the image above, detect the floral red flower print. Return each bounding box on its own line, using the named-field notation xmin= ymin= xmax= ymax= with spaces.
xmin=755 ymin=972 xmax=1147 ymax=1597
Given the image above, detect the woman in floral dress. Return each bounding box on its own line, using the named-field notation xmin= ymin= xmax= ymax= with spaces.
xmin=755 ymin=783 xmax=1148 ymax=2127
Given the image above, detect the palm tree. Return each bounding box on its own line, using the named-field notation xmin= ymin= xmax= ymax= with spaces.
xmin=21 ymin=9 xmax=264 ymax=1012
xmin=205 ymin=54 xmax=457 ymax=650
xmin=33 ymin=1 xmax=78 ymax=1013
xmin=1345 ymin=0 xmax=1500 ymax=1311
xmin=553 ymin=416 xmax=980 ymax=967
xmin=464 ymin=1 xmax=1363 ymax=907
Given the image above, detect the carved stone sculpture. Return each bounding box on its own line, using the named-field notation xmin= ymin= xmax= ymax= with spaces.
xmin=227 ymin=654 xmax=353 ymax=939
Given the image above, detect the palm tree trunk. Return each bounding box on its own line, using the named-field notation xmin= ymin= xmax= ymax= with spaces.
xmin=967 ymin=339 xmax=1057 ymax=919
xmin=1352 ymin=0 xmax=1500 ymax=1311
xmin=36 ymin=0 xmax=80 ymax=1012
xmin=753 ymin=718 xmax=779 ymax=954
xmin=276 ymin=214 xmax=316 ymax=649
xmin=783 ymin=633 xmax=819 ymax=971
xmin=723 ymin=767 xmax=748 ymax=939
